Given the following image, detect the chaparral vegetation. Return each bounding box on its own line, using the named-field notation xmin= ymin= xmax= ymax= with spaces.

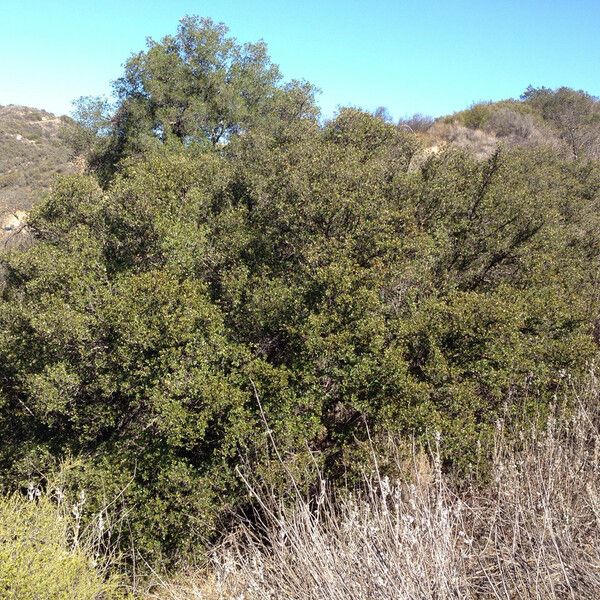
xmin=1 ymin=15 xmax=600 ymax=599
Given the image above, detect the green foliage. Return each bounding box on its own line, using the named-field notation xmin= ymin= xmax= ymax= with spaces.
xmin=74 ymin=16 xmax=319 ymax=182
xmin=2 ymin=16 xmax=600 ymax=569
xmin=454 ymin=99 xmax=537 ymax=131
xmin=63 ymin=97 xmax=113 ymax=159
xmin=3 ymin=107 xmax=600 ymax=562
xmin=0 ymin=494 xmax=124 ymax=599
xmin=457 ymin=102 xmax=495 ymax=129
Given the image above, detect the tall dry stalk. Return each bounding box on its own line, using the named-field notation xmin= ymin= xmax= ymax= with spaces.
xmin=156 ymin=372 xmax=600 ymax=600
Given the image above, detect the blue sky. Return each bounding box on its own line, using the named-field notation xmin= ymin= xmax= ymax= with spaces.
xmin=0 ymin=0 xmax=599 ymax=119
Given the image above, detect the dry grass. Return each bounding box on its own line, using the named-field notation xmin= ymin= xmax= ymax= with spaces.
xmin=0 ymin=104 xmax=80 ymax=252
xmin=426 ymin=120 xmax=500 ymax=159
xmin=422 ymin=107 xmax=566 ymax=161
xmin=154 ymin=371 xmax=600 ymax=599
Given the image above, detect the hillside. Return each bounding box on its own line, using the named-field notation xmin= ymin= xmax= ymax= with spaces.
xmin=0 ymin=105 xmax=77 ymax=236
xmin=415 ymin=87 xmax=600 ymax=160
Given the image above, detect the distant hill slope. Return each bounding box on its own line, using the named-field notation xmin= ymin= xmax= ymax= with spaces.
xmin=0 ymin=105 xmax=77 ymax=217
xmin=416 ymin=87 xmax=600 ymax=160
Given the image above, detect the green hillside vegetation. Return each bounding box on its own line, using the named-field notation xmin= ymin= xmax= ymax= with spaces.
xmin=1 ymin=15 xmax=600 ymax=592
xmin=0 ymin=105 xmax=76 ymax=214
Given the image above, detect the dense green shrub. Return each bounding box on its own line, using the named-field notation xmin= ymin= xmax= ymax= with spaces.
xmin=456 ymin=102 xmax=494 ymax=129
xmin=1 ymin=16 xmax=600 ymax=567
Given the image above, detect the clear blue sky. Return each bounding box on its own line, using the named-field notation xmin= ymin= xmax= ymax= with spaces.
xmin=1 ymin=0 xmax=599 ymax=119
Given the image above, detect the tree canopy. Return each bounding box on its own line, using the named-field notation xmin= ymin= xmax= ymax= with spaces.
xmin=72 ymin=16 xmax=318 ymax=181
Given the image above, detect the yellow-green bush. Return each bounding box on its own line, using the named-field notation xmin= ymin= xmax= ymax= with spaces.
xmin=0 ymin=494 xmax=123 ymax=599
